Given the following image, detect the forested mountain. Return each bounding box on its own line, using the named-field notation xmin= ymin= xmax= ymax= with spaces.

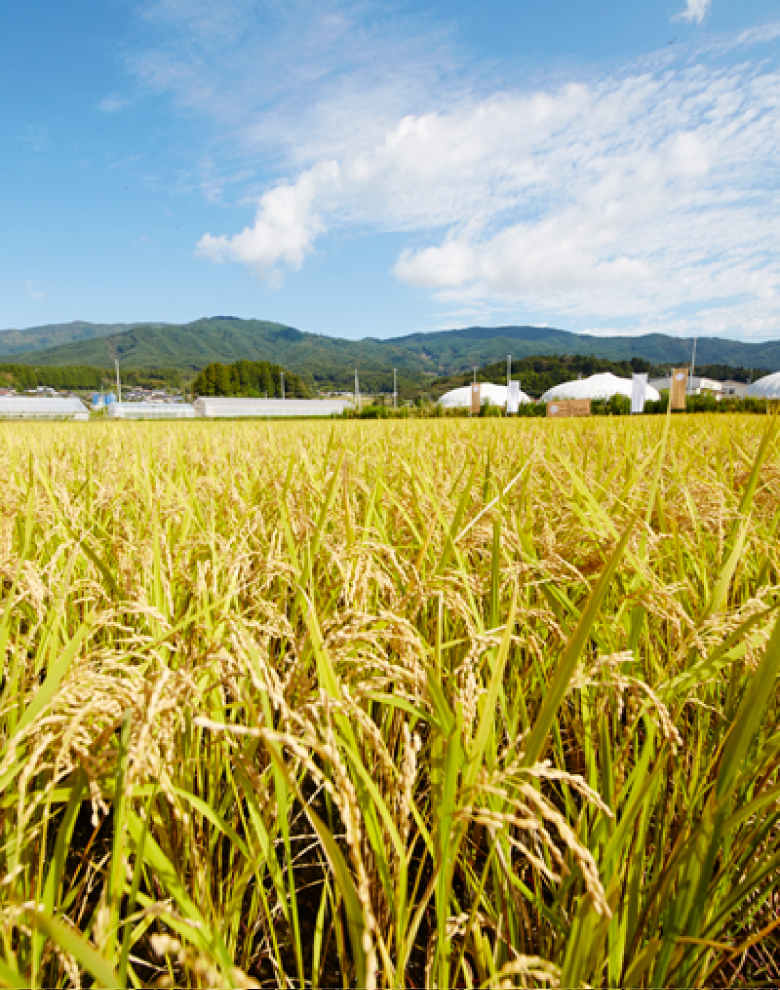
xmin=6 ymin=316 xmax=780 ymax=388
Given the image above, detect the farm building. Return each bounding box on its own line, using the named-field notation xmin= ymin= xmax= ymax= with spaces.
xmin=746 ymin=373 xmax=780 ymax=399
xmin=107 ymin=402 xmax=197 ymax=419
xmin=438 ymin=383 xmax=531 ymax=409
xmin=0 ymin=397 xmax=89 ymax=420
xmin=193 ymin=397 xmax=352 ymax=418
xmin=541 ymin=372 xmax=660 ymax=404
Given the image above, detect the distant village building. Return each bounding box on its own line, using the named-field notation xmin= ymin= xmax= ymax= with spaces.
xmin=649 ymin=375 xmax=723 ymax=397
xmin=720 ymin=380 xmax=750 ymax=398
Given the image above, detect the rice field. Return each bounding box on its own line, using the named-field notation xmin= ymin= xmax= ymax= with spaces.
xmin=1 ymin=414 xmax=779 ymax=989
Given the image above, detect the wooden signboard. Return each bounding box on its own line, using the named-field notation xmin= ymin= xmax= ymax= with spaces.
xmin=670 ymin=368 xmax=688 ymax=410
xmin=470 ymin=383 xmax=481 ymax=415
xmin=546 ymin=398 xmax=591 ymax=418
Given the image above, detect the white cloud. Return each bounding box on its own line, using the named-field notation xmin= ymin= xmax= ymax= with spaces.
xmin=195 ymin=52 xmax=780 ymax=337
xmin=25 ymin=280 xmax=44 ymax=300
xmin=675 ymin=0 xmax=712 ymax=25
xmin=125 ymin=2 xmax=780 ymax=338
xmin=197 ymin=162 xmax=339 ymax=281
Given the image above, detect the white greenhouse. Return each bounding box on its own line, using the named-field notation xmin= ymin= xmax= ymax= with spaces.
xmin=193 ymin=397 xmax=353 ymax=418
xmin=746 ymin=372 xmax=780 ymax=399
xmin=438 ymin=383 xmax=532 ymax=409
xmin=0 ymin=397 xmax=89 ymax=420
xmin=107 ymin=402 xmax=197 ymax=420
xmin=540 ymin=372 xmax=660 ymax=404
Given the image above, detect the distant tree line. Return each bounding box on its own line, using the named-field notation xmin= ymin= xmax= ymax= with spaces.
xmin=431 ymin=354 xmax=771 ymax=399
xmin=0 ymin=365 xmax=182 ymax=391
xmin=191 ymin=360 xmax=309 ymax=398
xmin=0 ymin=365 xmax=103 ymax=390
xmin=677 ymin=363 xmax=768 ymax=383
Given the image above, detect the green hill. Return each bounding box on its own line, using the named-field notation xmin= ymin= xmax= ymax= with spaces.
xmin=0 ymin=320 xmax=161 ymax=358
xmin=13 ymin=318 xmax=429 ymax=390
xmin=387 ymin=325 xmax=780 ymax=370
xmin=8 ymin=317 xmax=780 ymax=389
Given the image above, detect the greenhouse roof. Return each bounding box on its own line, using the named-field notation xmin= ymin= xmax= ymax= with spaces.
xmin=746 ymin=372 xmax=780 ymax=399
xmin=194 ymin=397 xmax=352 ymax=417
xmin=0 ymin=397 xmax=89 ymax=417
xmin=540 ymin=372 xmax=660 ymax=403
xmin=438 ymin=383 xmax=531 ymax=408
xmin=108 ymin=402 xmax=196 ymax=418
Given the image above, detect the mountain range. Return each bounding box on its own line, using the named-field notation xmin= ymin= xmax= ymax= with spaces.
xmin=3 ymin=317 xmax=780 ymax=388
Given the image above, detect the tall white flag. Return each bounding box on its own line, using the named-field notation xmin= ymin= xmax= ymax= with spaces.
xmin=631 ymin=373 xmax=648 ymax=414
xmin=507 ymin=380 xmax=520 ymax=415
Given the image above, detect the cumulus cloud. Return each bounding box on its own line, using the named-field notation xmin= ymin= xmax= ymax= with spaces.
xmin=197 ymin=162 xmax=339 ymax=281
xmin=675 ymin=0 xmax=712 ymax=25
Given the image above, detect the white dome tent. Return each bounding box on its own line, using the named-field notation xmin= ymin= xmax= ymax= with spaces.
xmin=438 ymin=382 xmax=532 ymax=409
xmin=746 ymin=372 xmax=780 ymax=399
xmin=540 ymin=372 xmax=660 ymax=404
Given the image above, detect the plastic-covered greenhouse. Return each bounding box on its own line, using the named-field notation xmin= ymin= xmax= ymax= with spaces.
xmin=193 ymin=398 xmax=352 ymax=418
xmin=540 ymin=372 xmax=661 ymax=403
xmin=107 ymin=402 xmax=197 ymax=419
xmin=0 ymin=397 xmax=89 ymax=420
xmin=746 ymin=372 xmax=780 ymax=399
xmin=438 ymin=383 xmax=531 ymax=409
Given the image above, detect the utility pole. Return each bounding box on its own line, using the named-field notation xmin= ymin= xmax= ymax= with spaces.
xmin=393 ymin=368 xmax=397 ymax=410
xmin=690 ymin=337 xmax=697 ymax=392
xmin=507 ymin=354 xmax=511 ymax=387
xmin=115 ymin=360 xmax=122 ymax=403
xmin=281 ymin=372 xmax=285 ymax=400
xmin=355 ymin=369 xmax=360 ymax=412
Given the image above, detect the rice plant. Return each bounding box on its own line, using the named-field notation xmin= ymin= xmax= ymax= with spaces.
xmin=0 ymin=413 xmax=779 ymax=988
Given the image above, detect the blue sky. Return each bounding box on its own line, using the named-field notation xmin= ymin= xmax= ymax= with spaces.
xmin=2 ymin=0 xmax=779 ymax=341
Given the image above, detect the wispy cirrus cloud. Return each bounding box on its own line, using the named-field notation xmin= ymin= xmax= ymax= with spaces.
xmin=97 ymin=94 xmax=131 ymax=113
xmin=131 ymin=0 xmax=463 ymax=168
xmin=17 ymin=124 xmax=49 ymax=152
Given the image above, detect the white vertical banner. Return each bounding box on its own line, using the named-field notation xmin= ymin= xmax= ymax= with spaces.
xmin=507 ymin=380 xmax=520 ymax=414
xmin=631 ymin=373 xmax=648 ymax=414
